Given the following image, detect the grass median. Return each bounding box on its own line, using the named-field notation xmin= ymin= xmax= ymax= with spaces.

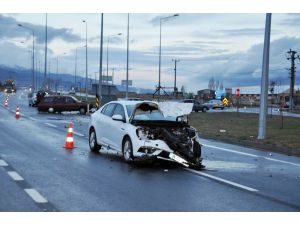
xmin=189 ymin=111 xmax=300 ymax=156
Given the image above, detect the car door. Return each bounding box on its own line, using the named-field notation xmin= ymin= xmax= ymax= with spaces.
xmin=95 ymin=103 xmax=116 ymax=148
xmin=109 ymin=104 xmax=127 ymax=151
xmin=53 ymin=96 xmax=66 ymax=112
xmin=65 ymin=97 xmax=78 ymax=111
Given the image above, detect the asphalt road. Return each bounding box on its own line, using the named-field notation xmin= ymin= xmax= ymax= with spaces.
xmin=0 ymin=90 xmax=300 ymax=211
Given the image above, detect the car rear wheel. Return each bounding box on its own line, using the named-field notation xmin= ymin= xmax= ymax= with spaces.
xmin=122 ymin=137 xmax=133 ymax=163
xmin=89 ymin=128 xmax=101 ymax=153
xmin=202 ymin=107 xmax=207 ymax=113
xmin=80 ymin=108 xmax=86 ymax=115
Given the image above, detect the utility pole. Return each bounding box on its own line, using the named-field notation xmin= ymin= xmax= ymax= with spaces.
xmin=172 ymin=59 xmax=180 ymax=95
xmin=258 ymin=13 xmax=272 ymax=140
xmin=286 ymin=49 xmax=300 ymax=112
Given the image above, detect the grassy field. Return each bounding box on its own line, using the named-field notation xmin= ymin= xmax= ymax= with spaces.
xmin=189 ymin=112 xmax=300 ymax=156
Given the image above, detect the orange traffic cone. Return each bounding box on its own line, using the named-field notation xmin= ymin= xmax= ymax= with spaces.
xmin=4 ymin=99 xmax=8 ymax=107
xmin=15 ymin=106 xmax=20 ymax=119
xmin=64 ymin=122 xmax=75 ymax=149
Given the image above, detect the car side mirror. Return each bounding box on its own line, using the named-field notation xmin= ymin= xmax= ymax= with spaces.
xmin=112 ymin=114 xmax=125 ymax=123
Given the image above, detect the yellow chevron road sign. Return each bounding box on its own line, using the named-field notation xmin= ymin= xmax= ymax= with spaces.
xmin=222 ymin=97 xmax=229 ymax=106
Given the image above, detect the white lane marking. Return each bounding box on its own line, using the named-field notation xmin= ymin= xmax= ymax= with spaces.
xmin=0 ymin=159 xmax=8 ymax=166
xmin=203 ymin=144 xmax=258 ymax=158
xmin=44 ymin=122 xmax=58 ymax=128
xmin=29 ymin=117 xmax=37 ymax=121
xmin=202 ymin=144 xmax=300 ymax=167
xmin=73 ymin=131 xmax=84 ymax=137
xmin=185 ymin=168 xmax=259 ymax=192
xmin=24 ymin=189 xmax=48 ymax=203
xmin=7 ymin=171 xmax=24 ymax=181
xmin=264 ymin=157 xmax=300 ymax=167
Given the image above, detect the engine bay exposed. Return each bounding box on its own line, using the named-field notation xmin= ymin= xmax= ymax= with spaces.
xmin=135 ymin=121 xmax=202 ymax=166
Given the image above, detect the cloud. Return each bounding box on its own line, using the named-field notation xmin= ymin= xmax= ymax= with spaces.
xmin=217 ymin=28 xmax=265 ymax=36
xmin=0 ymin=14 xmax=82 ymax=44
xmin=280 ymin=13 xmax=300 ymax=26
xmin=189 ymin=36 xmax=300 ymax=88
xmin=89 ymin=35 xmax=124 ymax=45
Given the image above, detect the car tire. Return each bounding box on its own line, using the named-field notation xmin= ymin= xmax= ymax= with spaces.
xmin=195 ymin=110 xmax=198 ymax=113
xmin=122 ymin=136 xmax=133 ymax=163
xmin=89 ymin=128 xmax=101 ymax=153
xmin=202 ymin=107 xmax=207 ymax=113
xmin=48 ymin=107 xmax=54 ymax=113
xmin=80 ymin=108 xmax=86 ymax=115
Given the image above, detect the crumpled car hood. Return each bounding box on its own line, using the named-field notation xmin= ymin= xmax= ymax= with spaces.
xmin=131 ymin=101 xmax=193 ymax=119
xmin=158 ymin=102 xmax=193 ymax=117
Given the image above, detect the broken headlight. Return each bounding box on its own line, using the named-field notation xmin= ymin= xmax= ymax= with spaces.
xmin=136 ymin=127 xmax=144 ymax=138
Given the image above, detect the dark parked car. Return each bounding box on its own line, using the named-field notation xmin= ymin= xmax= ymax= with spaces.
xmin=37 ymin=95 xmax=92 ymax=114
xmin=182 ymin=99 xmax=209 ymax=112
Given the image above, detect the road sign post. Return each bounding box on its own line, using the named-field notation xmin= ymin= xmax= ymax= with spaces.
xmin=235 ymin=88 xmax=240 ymax=114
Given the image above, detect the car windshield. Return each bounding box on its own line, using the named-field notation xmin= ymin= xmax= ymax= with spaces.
xmin=126 ymin=104 xmax=175 ymax=121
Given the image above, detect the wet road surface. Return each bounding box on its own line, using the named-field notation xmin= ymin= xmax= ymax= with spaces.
xmin=0 ymin=91 xmax=300 ymax=211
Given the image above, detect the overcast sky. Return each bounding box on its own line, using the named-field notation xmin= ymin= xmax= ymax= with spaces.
xmin=0 ymin=13 xmax=300 ymax=93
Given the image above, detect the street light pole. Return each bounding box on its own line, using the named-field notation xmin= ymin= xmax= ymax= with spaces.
xmin=98 ymin=13 xmax=104 ymax=108
xmin=126 ymin=13 xmax=130 ymax=99
xmin=18 ymin=24 xmax=35 ymax=92
xmin=258 ymin=13 xmax=272 ymax=140
xmin=157 ymin=14 xmax=179 ymax=102
xmin=83 ymin=20 xmax=89 ymax=114
xmin=44 ymin=14 xmax=48 ymax=90
xmin=74 ymin=47 xmax=77 ymax=91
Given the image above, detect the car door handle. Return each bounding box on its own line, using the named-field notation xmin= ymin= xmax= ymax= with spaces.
xmin=121 ymin=128 xmax=125 ymax=130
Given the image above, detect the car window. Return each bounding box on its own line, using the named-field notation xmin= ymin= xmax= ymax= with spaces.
xmin=112 ymin=104 xmax=125 ymax=120
xmin=66 ymin=97 xmax=76 ymax=103
xmin=102 ymin=103 xmax=116 ymax=117
xmin=43 ymin=97 xmax=54 ymax=103
xmin=126 ymin=105 xmax=134 ymax=117
xmin=54 ymin=97 xmax=65 ymax=103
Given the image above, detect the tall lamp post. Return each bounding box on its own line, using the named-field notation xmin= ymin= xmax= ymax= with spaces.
xmin=55 ymin=52 xmax=66 ymax=93
xmin=126 ymin=13 xmax=130 ymax=99
xmin=157 ymin=14 xmax=179 ymax=102
xmin=74 ymin=47 xmax=78 ymax=91
xmin=83 ymin=20 xmax=89 ymax=114
xmin=18 ymin=23 xmax=35 ymax=92
xmin=74 ymin=46 xmax=84 ymax=92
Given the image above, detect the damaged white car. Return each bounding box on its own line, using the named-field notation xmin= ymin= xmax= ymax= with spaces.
xmin=88 ymin=100 xmax=204 ymax=169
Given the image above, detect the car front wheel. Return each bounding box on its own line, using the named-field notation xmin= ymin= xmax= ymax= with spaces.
xmin=122 ymin=137 xmax=133 ymax=163
xmin=202 ymin=107 xmax=207 ymax=112
xmin=89 ymin=128 xmax=101 ymax=153
xmin=80 ymin=108 xmax=86 ymax=115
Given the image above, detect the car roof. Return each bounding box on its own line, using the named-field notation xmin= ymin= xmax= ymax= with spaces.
xmin=107 ymin=100 xmax=157 ymax=106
